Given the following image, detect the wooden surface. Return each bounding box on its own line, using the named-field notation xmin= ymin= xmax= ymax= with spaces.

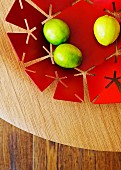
xmin=1 ymin=0 xmax=121 ymax=151
xmin=1 ymin=118 xmax=121 ymax=170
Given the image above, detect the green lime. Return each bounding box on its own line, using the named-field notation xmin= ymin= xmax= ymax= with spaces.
xmin=93 ymin=15 xmax=120 ymax=46
xmin=53 ymin=43 xmax=82 ymax=68
xmin=43 ymin=19 xmax=70 ymax=45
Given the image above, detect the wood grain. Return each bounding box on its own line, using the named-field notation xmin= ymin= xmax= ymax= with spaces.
xmin=0 ymin=0 xmax=121 ymax=151
xmin=34 ymin=137 xmax=58 ymax=170
xmin=0 ymin=119 xmax=33 ymax=170
xmin=1 ymin=119 xmax=121 ymax=170
xmin=0 ymin=119 xmax=121 ymax=170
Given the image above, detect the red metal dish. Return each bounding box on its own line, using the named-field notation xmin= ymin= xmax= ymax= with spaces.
xmin=6 ymin=0 xmax=121 ymax=103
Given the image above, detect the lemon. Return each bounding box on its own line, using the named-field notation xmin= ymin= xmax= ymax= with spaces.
xmin=93 ymin=15 xmax=120 ymax=46
xmin=43 ymin=19 xmax=70 ymax=45
xmin=53 ymin=44 xmax=82 ymax=68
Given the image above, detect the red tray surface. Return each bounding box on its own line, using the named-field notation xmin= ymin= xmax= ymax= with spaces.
xmin=6 ymin=0 xmax=121 ymax=103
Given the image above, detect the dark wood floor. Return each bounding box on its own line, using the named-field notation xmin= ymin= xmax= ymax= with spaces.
xmin=0 ymin=118 xmax=121 ymax=170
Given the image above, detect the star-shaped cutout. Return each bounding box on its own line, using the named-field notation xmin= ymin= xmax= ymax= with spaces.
xmin=25 ymin=0 xmax=60 ymax=25
xmin=24 ymin=19 xmax=37 ymax=44
xmin=41 ymin=4 xmax=61 ymax=25
xmin=74 ymin=66 xmax=96 ymax=77
xmin=22 ymin=44 xmax=54 ymax=68
xmin=74 ymin=66 xmax=95 ymax=102
xmin=20 ymin=52 xmax=36 ymax=73
xmin=45 ymin=71 xmax=68 ymax=88
xmin=104 ymin=71 xmax=121 ymax=93
xmin=106 ymin=41 xmax=121 ymax=63
xmin=104 ymin=2 xmax=121 ymax=19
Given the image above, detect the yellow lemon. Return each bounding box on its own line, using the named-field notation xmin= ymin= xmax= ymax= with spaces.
xmin=94 ymin=15 xmax=120 ymax=46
